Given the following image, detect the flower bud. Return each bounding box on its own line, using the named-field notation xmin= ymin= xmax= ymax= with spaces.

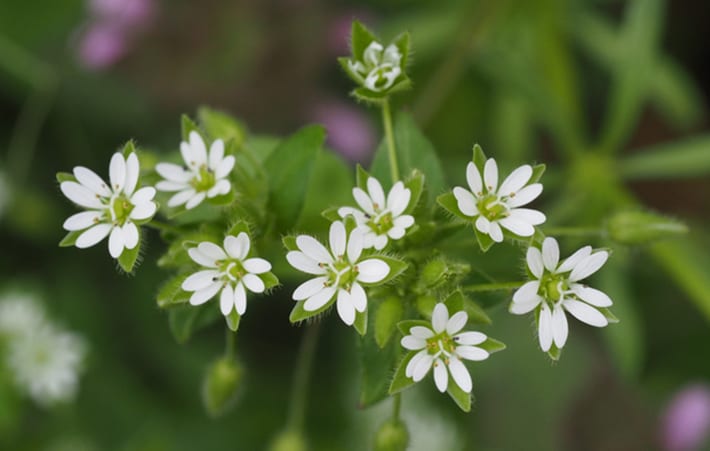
xmin=606 ymin=211 xmax=687 ymax=245
xmin=374 ymin=419 xmax=409 ymax=451
xmin=419 ymin=258 xmax=470 ymax=290
xmin=201 ymin=357 xmax=243 ymax=417
xmin=268 ymin=429 xmax=308 ymax=451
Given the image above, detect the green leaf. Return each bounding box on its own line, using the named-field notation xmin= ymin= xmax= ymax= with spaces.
xmin=403 ymin=169 xmax=424 ymax=215
xmin=197 ymin=107 xmax=247 ymax=147
xmin=351 ymin=20 xmax=377 ymax=61
xmin=443 ymin=290 xmax=465 ymax=311
xmin=370 ymin=112 xmax=446 ymax=204
xmin=373 ymin=256 xmax=408 ymax=285
xmin=181 ymin=114 xmax=202 ymax=142
xmin=359 ymin=315 xmax=400 ymax=407
xmin=375 ymin=297 xmax=404 ymax=348
xmin=225 ymin=310 xmax=241 ymax=332
xmin=463 ymin=298 xmax=492 ymax=325
xmin=446 ymin=378 xmax=472 ymax=412
xmin=56 ymin=172 xmax=75 ymax=183
xmin=436 ymin=192 xmax=470 ymax=222
xmin=156 ymin=273 xmax=190 ymax=308
xmin=598 ymin=0 xmax=663 ymax=154
xmin=117 ymin=232 xmax=141 ymax=273
xmin=388 ymin=352 xmax=417 ymax=395
xmin=620 ymin=135 xmax=710 ymax=180
xmin=321 ymin=206 xmax=341 ymax=223
xmin=264 ymin=125 xmax=325 ymax=232
xmin=58 ymin=230 xmax=81 ymax=247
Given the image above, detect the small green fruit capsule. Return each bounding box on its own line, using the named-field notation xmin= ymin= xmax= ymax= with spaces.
xmin=420 ymin=259 xmax=448 ymax=288
xmin=374 ymin=419 xmax=409 ymax=451
xmin=606 ymin=210 xmax=687 ymax=245
xmin=201 ymin=357 xmax=243 ymax=417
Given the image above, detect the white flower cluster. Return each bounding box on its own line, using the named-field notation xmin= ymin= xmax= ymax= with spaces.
xmin=0 ymin=293 xmax=87 ymax=406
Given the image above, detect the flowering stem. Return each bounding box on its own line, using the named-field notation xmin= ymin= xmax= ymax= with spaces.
xmin=463 ymin=281 xmax=525 ymax=292
xmin=543 ymin=226 xmax=605 ymax=237
xmin=392 ymin=393 xmax=402 ymax=421
xmin=286 ymin=323 xmax=320 ymax=432
xmin=382 ymin=98 xmax=400 ymax=183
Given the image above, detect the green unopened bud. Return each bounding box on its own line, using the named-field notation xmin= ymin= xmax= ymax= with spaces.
xmin=268 ymin=429 xmax=307 ymax=451
xmin=374 ymin=419 xmax=409 ymax=451
xmin=419 ymin=259 xmax=470 ymax=290
xmin=201 ymin=357 xmax=243 ymax=417
xmin=606 ymin=210 xmax=688 ymax=245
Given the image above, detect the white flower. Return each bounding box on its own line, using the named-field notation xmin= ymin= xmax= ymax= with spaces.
xmin=338 ymin=176 xmax=414 ymax=250
xmin=510 ymin=237 xmax=613 ymax=352
xmin=453 ymin=159 xmax=545 ymax=243
xmin=287 ymin=221 xmax=390 ymax=326
xmin=60 ymin=152 xmax=157 ymax=258
xmin=155 ymin=131 xmax=235 ymax=210
xmin=0 ymin=293 xmax=45 ymax=337
xmin=348 ymin=41 xmax=403 ymax=92
xmin=181 ymin=233 xmax=272 ymax=316
xmin=401 ymin=303 xmax=488 ymax=393
xmin=7 ymin=325 xmax=87 ymax=406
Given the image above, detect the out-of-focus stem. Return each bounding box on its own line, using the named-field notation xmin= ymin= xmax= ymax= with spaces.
xmin=382 ymin=98 xmax=400 ymax=183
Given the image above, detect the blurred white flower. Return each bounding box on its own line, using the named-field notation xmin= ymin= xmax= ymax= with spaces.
xmin=182 ymin=233 xmax=272 ymax=316
xmin=156 ymin=132 xmax=235 ymax=210
xmin=61 ymin=151 xmax=157 ymax=258
xmin=510 ymin=237 xmax=613 ymax=352
xmin=453 ymin=159 xmax=545 ymax=243
xmin=401 ymin=303 xmax=488 ymax=393
xmin=0 ymin=293 xmax=45 ymax=337
xmin=287 ymin=221 xmax=390 ymax=326
xmin=338 ymin=176 xmax=414 ymax=250
xmin=8 ymin=325 xmax=87 ymax=406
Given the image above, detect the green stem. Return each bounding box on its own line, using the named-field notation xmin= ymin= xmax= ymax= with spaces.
xmin=543 ymin=226 xmax=605 ymax=238
xmin=392 ymin=393 xmax=401 ymax=421
xmin=286 ymin=323 xmax=320 ymax=432
xmin=382 ymin=98 xmax=400 ymax=183
xmin=463 ymin=281 xmax=524 ymax=292
xmin=225 ymin=328 xmax=237 ymax=359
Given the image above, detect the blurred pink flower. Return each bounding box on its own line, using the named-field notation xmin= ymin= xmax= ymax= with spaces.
xmin=90 ymin=0 xmax=155 ymax=28
xmin=77 ymin=24 xmax=127 ymax=70
xmin=662 ymin=384 xmax=710 ymax=451
xmin=312 ymin=101 xmax=376 ymax=162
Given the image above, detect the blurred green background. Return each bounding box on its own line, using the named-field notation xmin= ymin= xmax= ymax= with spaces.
xmin=1 ymin=0 xmax=710 ymax=450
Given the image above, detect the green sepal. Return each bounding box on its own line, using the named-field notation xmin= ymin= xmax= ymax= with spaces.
xmin=355 ymin=164 xmax=371 ymax=190
xmin=207 ymin=189 xmax=235 ymax=206
xmin=289 ymin=296 xmax=335 ymax=324
xmin=56 ymin=172 xmax=75 ymax=183
xmin=117 ymin=232 xmax=141 ymax=273
xmin=197 ymin=107 xmax=247 ymax=147
xmin=181 ymin=114 xmax=203 ymax=142
xmin=529 ymin=163 xmax=546 ymax=184
xmin=58 ymin=230 xmax=82 ymax=247
xmin=226 ymin=219 xmax=251 ymax=237
xmin=444 ymin=290 xmax=492 ymax=325
xmin=478 ymin=338 xmax=506 ymax=354
xmin=392 ymin=31 xmax=411 ymax=69
xmin=282 ymin=235 xmax=298 ymax=252
xmin=599 ymin=307 xmax=620 ymax=324
xmin=474 ymin=226 xmax=495 ymax=253
xmin=388 ymin=352 xmax=417 ymax=395
xmin=260 ymin=272 xmax=280 ymax=291
xmin=352 ymin=78 xmax=412 ymax=104
xmin=354 ymin=308 xmax=367 ymax=336
xmin=403 ymin=169 xmax=424 ymax=215
xmin=157 ymin=230 xmax=220 ymax=269
xmin=436 ymin=192 xmax=470 ymax=222
xmin=396 ymin=319 xmax=430 ymax=336
xmin=547 ymin=344 xmax=562 ymax=361
xmin=338 ymin=57 xmax=364 ymax=85
xmin=446 ymin=379 xmax=472 ymax=412
xmin=156 ymin=273 xmax=190 ymax=308
xmin=370 ymin=256 xmax=408 ymax=285
xmin=321 ymin=206 xmax=341 ymax=222
xmin=374 ymin=297 xmax=404 ymax=348
xmin=121 ymin=140 xmax=137 ymax=158
xmin=472 ymin=144 xmax=487 ymax=169
xmin=350 ymin=20 xmax=377 ymax=61
xmin=225 ymin=310 xmax=241 ymax=332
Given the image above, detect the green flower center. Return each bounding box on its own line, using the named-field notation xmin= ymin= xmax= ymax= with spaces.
xmin=366 ymin=210 xmax=394 ymax=235
xmin=324 ymin=257 xmax=359 ymax=290
xmin=109 ymin=194 xmax=134 ymax=226
xmin=425 ymin=333 xmax=456 ymax=362
xmin=476 ymin=194 xmax=509 ymax=221
xmin=190 ymin=165 xmax=216 ymax=192
xmin=539 ymin=273 xmax=569 ymax=305
xmin=216 ymin=259 xmax=246 ymax=282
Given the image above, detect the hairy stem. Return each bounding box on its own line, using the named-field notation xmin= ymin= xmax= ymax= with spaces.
xmin=463 ymin=281 xmax=525 ymax=292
